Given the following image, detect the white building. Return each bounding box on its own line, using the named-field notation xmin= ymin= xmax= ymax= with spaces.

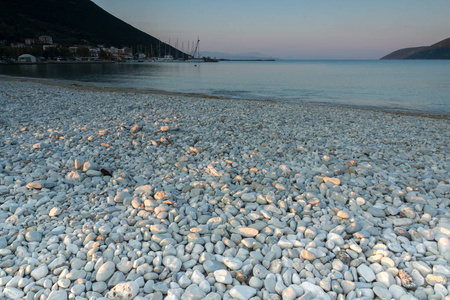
xmin=39 ymin=36 xmax=53 ymax=45
xmin=18 ymin=54 xmax=36 ymax=63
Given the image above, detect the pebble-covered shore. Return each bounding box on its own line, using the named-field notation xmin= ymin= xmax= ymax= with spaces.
xmin=0 ymin=79 xmax=449 ymax=300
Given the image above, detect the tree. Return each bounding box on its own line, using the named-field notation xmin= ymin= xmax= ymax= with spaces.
xmin=76 ymin=47 xmax=90 ymax=57
xmin=29 ymin=45 xmax=44 ymax=57
xmin=59 ymin=47 xmax=71 ymax=58
xmin=98 ymin=48 xmax=108 ymax=60
xmin=44 ymin=47 xmax=57 ymax=58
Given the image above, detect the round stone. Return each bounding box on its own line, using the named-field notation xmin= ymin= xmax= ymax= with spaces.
xmin=96 ymin=261 xmax=116 ymax=282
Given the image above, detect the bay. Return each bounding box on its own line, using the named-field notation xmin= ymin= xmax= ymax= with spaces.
xmin=1 ymin=60 xmax=449 ymax=115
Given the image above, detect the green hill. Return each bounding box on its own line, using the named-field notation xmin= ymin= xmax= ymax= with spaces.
xmin=381 ymin=38 xmax=450 ymax=60
xmin=0 ymin=0 xmax=186 ymax=58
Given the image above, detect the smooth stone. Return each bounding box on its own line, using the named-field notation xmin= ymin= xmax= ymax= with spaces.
xmin=162 ymin=256 xmax=182 ymax=273
xmin=357 ymin=264 xmax=376 ymax=282
xmin=47 ymin=290 xmax=68 ymax=300
xmin=248 ymin=277 xmax=263 ymax=289
xmin=222 ymin=257 xmax=243 ymax=270
xmin=92 ymin=282 xmax=108 ymax=293
xmin=96 ymin=261 xmax=116 ymax=282
xmin=135 ymin=185 xmax=152 ymax=194
xmin=299 ymin=282 xmax=331 ymax=300
xmin=412 ymin=261 xmax=432 ymax=277
xmin=282 ymin=286 xmax=298 ymax=300
xmin=30 ymin=265 xmax=48 ymax=280
xmin=57 ymin=278 xmax=71 ymax=289
xmin=86 ymin=170 xmax=102 ymax=176
xmin=368 ymin=207 xmax=386 ymax=217
xmin=373 ymin=286 xmax=392 ymax=300
xmin=389 ymin=285 xmax=406 ymax=299
xmin=301 ymin=250 xmax=317 ymax=261
xmin=425 ymin=274 xmax=446 ymax=285
xmin=25 ymin=231 xmax=42 ymax=242
xmin=393 ymin=219 xmax=413 ymax=226
xmin=26 ymin=181 xmax=43 ymax=189
xmin=236 ymin=227 xmax=259 ymax=238
xmin=213 ymin=270 xmax=232 ymax=284
xmin=376 ymin=271 xmax=395 ymax=287
xmin=107 ymin=271 xmax=126 ymax=288
xmin=253 ymin=264 xmax=270 ymax=279
xmin=83 ymin=161 xmax=98 ymax=171
xmin=180 ymin=284 xmax=206 ymax=300
xmin=341 ymin=280 xmax=355 ymax=294
xmin=241 ymin=193 xmax=256 ymax=202
xmin=130 ymin=124 xmax=141 ymax=133
xmin=3 ymin=287 xmax=24 ymax=299
xmin=337 ymin=210 xmax=350 ymax=219
xmin=229 ymin=286 xmax=257 ymax=300
xmin=117 ymin=259 xmax=133 ymax=273
xmin=114 ymin=191 xmax=132 ymax=203
xmin=49 ymin=207 xmax=61 ymax=217
xmin=203 ymin=260 xmax=226 ymax=272
xmin=437 ymin=237 xmax=450 ymax=261
xmin=71 ymin=283 xmax=85 ymax=295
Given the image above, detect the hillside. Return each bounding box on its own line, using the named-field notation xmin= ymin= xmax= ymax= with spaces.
xmin=381 ymin=37 xmax=450 ymax=59
xmin=0 ymin=0 xmax=186 ymax=58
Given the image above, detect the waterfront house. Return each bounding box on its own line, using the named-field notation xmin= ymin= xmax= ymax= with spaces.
xmin=39 ymin=36 xmax=53 ymax=45
xmin=18 ymin=54 xmax=36 ymax=63
xmin=25 ymin=38 xmax=35 ymax=45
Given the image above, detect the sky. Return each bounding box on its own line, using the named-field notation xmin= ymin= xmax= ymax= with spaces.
xmin=91 ymin=0 xmax=450 ymax=59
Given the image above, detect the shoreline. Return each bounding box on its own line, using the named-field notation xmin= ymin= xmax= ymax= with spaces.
xmin=1 ymin=75 xmax=449 ymax=121
xmin=0 ymin=77 xmax=449 ymax=299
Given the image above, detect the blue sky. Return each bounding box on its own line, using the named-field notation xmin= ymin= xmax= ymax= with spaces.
xmin=91 ymin=0 xmax=450 ymax=59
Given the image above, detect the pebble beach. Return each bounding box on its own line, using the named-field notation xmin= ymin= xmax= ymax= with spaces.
xmin=0 ymin=78 xmax=449 ymax=300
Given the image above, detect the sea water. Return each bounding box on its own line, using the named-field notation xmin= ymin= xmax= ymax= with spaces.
xmin=1 ymin=60 xmax=449 ymax=114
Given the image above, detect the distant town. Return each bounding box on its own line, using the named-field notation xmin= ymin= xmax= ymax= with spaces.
xmin=0 ymin=35 xmax=216 ymax=64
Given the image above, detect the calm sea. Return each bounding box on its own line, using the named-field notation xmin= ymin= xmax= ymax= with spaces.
xmin=1 ymin=60 xmax=449 ymax=115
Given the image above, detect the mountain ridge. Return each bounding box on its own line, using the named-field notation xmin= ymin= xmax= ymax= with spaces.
xmin=381 ymin=37 xmax=450 ymax=59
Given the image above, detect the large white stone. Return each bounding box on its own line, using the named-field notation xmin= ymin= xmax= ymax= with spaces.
xmin=376 ymin=271 xmax=395 ymax=287
xmin=3 ymin=287 xmax=24 ymax=299
xmin=299 ymin=282 xmax=331 ymax=300
xmin=222 ymin=257 xmax=243 ymax=270
xmin=47 ymin=290 xmax=68 ymax=300
xmin=229 ymin=286 xmax=257 ymax=300
xmin=213 ymin=270 xmax=232 ymax=284
xmin=162 ymin=256 xmax=182 ymax=273
xmin=106 ymin=281 xmax=139 ymax=300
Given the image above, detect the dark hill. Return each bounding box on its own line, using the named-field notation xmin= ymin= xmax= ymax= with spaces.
xmin=0 ymin=0 xmax=186 ymax=58
xmin=381 ymin=37 xmax=450 ymax=60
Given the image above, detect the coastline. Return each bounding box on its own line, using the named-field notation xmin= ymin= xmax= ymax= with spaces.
xmin=1 ymin=75 xmax=449 ymax=120
xmin=0 ymin=78 xmax=449 ymax=299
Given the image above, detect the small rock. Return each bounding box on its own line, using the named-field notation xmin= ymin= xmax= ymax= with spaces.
xmin=25 ymin=231 xmax=42 ymax=242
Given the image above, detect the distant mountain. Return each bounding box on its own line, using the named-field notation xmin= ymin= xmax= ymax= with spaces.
xmin=201 ymin=51 xmax=274 ymax=60
xmin=0 ymin=0 xmax=186 ymax=58
xmin=381 ymin=38 xmax=450 ymax=60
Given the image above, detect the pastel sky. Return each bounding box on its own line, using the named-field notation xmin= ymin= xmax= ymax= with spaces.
xmin=91 ymin=0 xmax=450 ymax=59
